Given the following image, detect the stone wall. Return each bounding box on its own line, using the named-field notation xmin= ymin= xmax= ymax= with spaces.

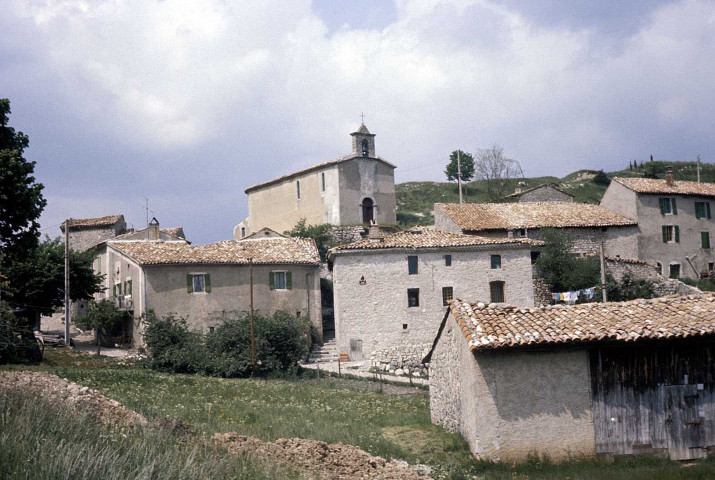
xmin=604 ymin=257 xmax=700 ymax=297
xmin=517 ymin=185 xmax=573 ymax=203
xmin=68 ymin=223 xmax=126 ymax=252
xmin=370 ymin=344 xmax=431 ymax=377
xmin=329 ymin=225 xmax=365 ymax=245
xmin=532 ymin=277 xmax=552 ymax=306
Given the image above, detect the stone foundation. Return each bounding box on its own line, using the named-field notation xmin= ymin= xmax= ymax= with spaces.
xmin=369 ymin=344 xmax=431 ymax=377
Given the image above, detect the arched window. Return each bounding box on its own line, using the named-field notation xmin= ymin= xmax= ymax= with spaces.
xmin=361 ymin=198 xmax=374 ymax=224
xmin=361 ymin=139 xmax=369 ymax=156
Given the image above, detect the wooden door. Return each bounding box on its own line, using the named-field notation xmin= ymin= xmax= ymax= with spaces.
xmin=665 ymin=385 xmax=707 ymax=460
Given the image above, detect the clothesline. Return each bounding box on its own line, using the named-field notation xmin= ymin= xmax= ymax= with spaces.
xmin=552 ymin=286 xmax=598 ymax=304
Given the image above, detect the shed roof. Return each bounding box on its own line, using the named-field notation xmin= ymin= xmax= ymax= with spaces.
xmin=435 ymin=202 xmax=636 ymax=232
xmin=60 ymin=214 xmax=124 ymax=231
xmin=449 ymin=295 xmax=715 ymax=351
xmin=613 ymin=177 xmax=715 ymax=198
xmin=109 ymin=237 xmax=320 ymax=266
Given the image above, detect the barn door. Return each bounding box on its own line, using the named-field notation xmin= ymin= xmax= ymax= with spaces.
xmin=664 ymin=384 xmax=707 ymax=460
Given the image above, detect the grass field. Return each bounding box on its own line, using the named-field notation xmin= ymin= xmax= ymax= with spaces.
xmin=4 ymin=348 xmax=715 ymax=479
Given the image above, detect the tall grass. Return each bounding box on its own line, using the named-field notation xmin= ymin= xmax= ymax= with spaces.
xmin=0 ymin=389 xmax=300 ymax=480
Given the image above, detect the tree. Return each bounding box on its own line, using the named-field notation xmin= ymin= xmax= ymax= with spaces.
xmin=474 ymin=145 xmax=523 ymax=201
xmin=593 ymin=170 xmax=611 ymax=186
xmin=444 ymin=150 xmax=475 ymax=183
xmin=79 ymin=300 xmax=125 ymax=355
xmin=3 ymin=237 xmax=103 ymax=325
xmin=284 ymin=218 xmax=335 ymax=262
xmin=534 ymin=229 xmax=600 ymax=293
xmin=0 ymin=99 xmax=46 ymax=259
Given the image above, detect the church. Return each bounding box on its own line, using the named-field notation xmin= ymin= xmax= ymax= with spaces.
xmin=234 ymin=123 xmax=397 ymax=239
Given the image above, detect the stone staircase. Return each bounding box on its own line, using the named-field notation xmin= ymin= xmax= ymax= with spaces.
xmin=305 ymin=337 xmax=338 ymax=364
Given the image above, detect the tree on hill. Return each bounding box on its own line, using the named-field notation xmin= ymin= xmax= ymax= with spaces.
xmin=475 ymin=145 xmax=523 ymax=201
xmin=444 ymin=150 xmax=475 ymax=183
xmin=0 ymin=98 xmax=46 ymax=260
xmin=593 ymin=170 xmax=611 ymax=186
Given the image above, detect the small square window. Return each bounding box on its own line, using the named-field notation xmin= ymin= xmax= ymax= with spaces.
xmin=408 ymin=256 xmax=418 ymax=275
xmin=402 ymin=323 xmax=408 ymax=330
xmin=445 ymin=254 xmax=452 ymax=267
xmin=442 ymin=286 xmax=454 ymax=306
xmin=659 ymin=197 xmax=677 ymax=215
xmin=407 ymin=288 xmax=420 ymax=307
xmin=489 ymin=281 xmax=505 ymax=303
xmin=491 ymin=255 xmax=502 ymax=269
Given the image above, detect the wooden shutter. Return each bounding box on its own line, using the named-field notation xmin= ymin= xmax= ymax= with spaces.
xmin=672 ymin=198 xmax=677 ymax=214
xmin=127 ymin=279 xmax=132 ymax=295
xmin=269 ymin=271 xmax=275 ymax=290
xmin=659 ymin=198 xmax=666 ymax=214
xmin=708 ymin=203 xmax=712 ymax=219
xmin=675 ymin=225 xmax=680 ymax=243
xmin=187 ymin=274 xmax=193 ymax=293
xmin=702 ymin=232 xmax=710 ymax=249
xmin=662 ymin=226 xmax=668 ymax=243
xmin=205 ymin=274 xmax=211 ymax=292
xmin=286 ymin=271 xmax=292 ymax=290
xmin=112 ymin=284 xmax=117 ymax=296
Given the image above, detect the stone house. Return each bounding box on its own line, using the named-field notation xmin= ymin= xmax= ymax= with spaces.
xmin=505 ymin=183 xmax=574 ymax=203
xmin=426 ymin=295 xmax=715 ymax=463
xmin=235 ymin=123 xmax=397 ymax=239
xmin=434 ymin=202 xmax=639 ymax=257
xmin=327 ymin=227 xmax=540 ymax=368
xmin=92 ymin=231 xmax=321 ymax=346
xmin=60 ymin=214 xmax=128 ymax=252
xmin=600 ymin=169 xmax=715 ymax=279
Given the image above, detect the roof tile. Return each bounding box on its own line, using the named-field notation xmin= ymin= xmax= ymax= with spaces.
xmin=614 ymin=177 xmax=715 ymax=197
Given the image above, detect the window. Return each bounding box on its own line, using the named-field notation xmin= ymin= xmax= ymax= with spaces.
xmin=709 ymin=262 xmax=714 ymax=272
xmin=444 ymin=254 xmax=452 ymax=267
xmin=407 ymin=288 xmax=420 ymax=307
xmin=489 ymin=281 xmax=505 ymax=303
xmin=442 ymin=287 xmax=454 ymax=306
xmin=361 ymin=198 xmax=374 ymax=224
xmin=321 ymin=172 xmax=326 ymax=192
xmin=662 ymin=225 xmax=680 ymax=243
xmin=187 ymin=273 xmax=210 ymax=293
xmin=296 ymin=181 xmax=301 ymax=199
xmin=703 ymin=231 xmax=711 ymax=249
xmin=659 ymin=197 xmax=677 ymax=215
xmin=408 ymin=255 xmax=418 ymax=275
xmin=113 ymin=282 xmax=121 ymax=297
xmin=669 ymin=264 xmax=681 ymax=279
xmin=269 ymin=271 xmax=292 ymax=290
xmin=531 ymin=251 xmax=541 ymax=265
xmin=491 ymin=255 xmax=502 ymax=269
xmin=241 ymin=227 xmax=246 ymax=237
xmin=517 ymin=228 xmax=527 ymax=238
xmin=695 ymin=202 xmax=712 ymax=219
xmin=124 ymin=279 xmax=132 ymax=296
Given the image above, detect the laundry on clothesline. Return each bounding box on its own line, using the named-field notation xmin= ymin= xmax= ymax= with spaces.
xmin=552 ymin=286 xmax=598 ymax=304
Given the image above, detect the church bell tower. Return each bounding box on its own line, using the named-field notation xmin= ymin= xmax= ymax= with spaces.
xmin=350 ymin=123 xmax=376 ymax=157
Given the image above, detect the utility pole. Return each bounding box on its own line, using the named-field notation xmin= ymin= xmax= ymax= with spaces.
xmin=249 ymin=258 xmax=256 ymax=374
xmin=697 ymin=155 xmax=701 ymax=183
xmin=599 ymin=232 xmax=608 ymax=303
xmin=457 ymin=150 xmax=463 ymax=204
xmin=145 ymin=198 xmax=149 ymax=227
xmin=64 ymin=219 xmax=71 ymax=345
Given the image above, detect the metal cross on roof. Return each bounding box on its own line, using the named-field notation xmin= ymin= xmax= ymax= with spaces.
xmin=360 ymin=112 xmax=366 ymax=124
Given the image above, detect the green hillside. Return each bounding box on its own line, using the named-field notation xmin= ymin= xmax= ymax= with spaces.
xmin=396 ymin=161 xmax=715 ymax=227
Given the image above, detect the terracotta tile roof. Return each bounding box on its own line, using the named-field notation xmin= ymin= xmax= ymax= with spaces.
xmin=245 ymin=153 xmax=395 ymax=193
xmin=449 ymin=294 xmax=715 ymax=351
xmin=505 ymin=183 xmax=574 ymax=199
xmin=329 ymin=228 xmax=542 ymax=255
xmin=435 ymin=202 xmax=636 ymax=232
xmin=109 ymin=237 xmax=320 ymax=266
xmin=161 ymin=227 xmax=185 ymax=239
xmin=60 ymin=214 xmax=124 ymax=231
xmin=614 ymin=177 xmax=715 ymax=197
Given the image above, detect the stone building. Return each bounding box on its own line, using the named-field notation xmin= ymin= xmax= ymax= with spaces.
xmin=235 ymin=123 xmax=397 ymax=239
xmin=434 ymin=202 xmax=638 ymax=257
xmin=60 ymin=214 xmax=128 ymax=252
xmin=600 ymin=169 xmax=715 ymax=279
xmin=505 ymin=183 xmax=574 ymax=203
xmin=426 ymin=295 xmax=715 ymax=463
xmin=327 ymin=227 xmax=540 ymax=368
xmin=92 ymin=232 xmax=321 ymax=346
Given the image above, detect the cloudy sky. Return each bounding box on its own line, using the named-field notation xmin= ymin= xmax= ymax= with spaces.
xmin=2 ymin=0 xmax=714 ymax=244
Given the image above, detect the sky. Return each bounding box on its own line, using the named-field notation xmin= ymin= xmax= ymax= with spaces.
xmin=2 ymin=0 xmax=714 ymax=245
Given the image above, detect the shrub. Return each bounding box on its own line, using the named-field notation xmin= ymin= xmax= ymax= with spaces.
xmin=606 ymin=273 xmax=655 ymax=301
xmin=142 ymin=311 xmax=206 ymax=373
xmin=535 ymin=229 xmax=600 ymax=292
xmin=593 ymin=170 xmax=611 ymax=186
xmin=205 ymin=311 xmax=310 ymax=377
xmin=0 ymin=301 xmax=41 ymax=364
xmin=79 ymin=300 xmax=127 ymax=354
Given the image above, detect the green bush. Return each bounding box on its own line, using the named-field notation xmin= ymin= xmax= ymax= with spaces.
xmin=535 ymin=229 xmax=600 ymax=292
xmin=593 ymin=170 xmax=611 ymax=186
xmin=606 ymin=273 xmax=655 ymax=301
xmin=142 ymin=311 xmax=206 ymax=374
xmin=205 ymin=311 xmax=310 ymax=377
xmin=0 ymin=301 xmax=41 ymax=364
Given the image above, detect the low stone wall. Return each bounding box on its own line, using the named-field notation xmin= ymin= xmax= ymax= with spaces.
xmin=329 ymin=226 xmax=365 ymax=245
xmin=604 ymin=257 xmax=700 ymax=297
xmin=370 ymin=344 xmax=431 ymax=377
xmin=533 ymin=277 xmax=552 ymax=306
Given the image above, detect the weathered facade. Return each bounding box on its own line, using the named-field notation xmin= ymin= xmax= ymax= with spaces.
xmin=434 ymin=202 xmax=639 ymax=257
xmin=62 ymin=214 xmax=127 ymax=252
xmin=505 ymin=183 xmax=574 ymax=203
xmin=600 ymin=172 xmax=715 ymax=279
xmin=236 ymin=124 xmax=397 ymax=238
xmin=328 ymin=228 xmax=539 ymax=366
xmin=93 ymin=233 xmax=322 ymax=346
xmin=427 ymin=296 xmax=715 ymax=462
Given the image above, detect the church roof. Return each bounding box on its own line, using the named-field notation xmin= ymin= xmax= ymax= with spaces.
xmin=355 ymin=123 xmax=371 ymax=134
xmin=245 ymin=153 xmax=396 ymax=194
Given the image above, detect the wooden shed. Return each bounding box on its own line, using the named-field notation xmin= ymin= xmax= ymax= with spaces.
xmin=426 ymin=295 xmax=715 ymax=462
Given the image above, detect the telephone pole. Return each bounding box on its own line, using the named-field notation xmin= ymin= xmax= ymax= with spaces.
xmin=697 ymin=155 xmax=701 ymax=183
xmin=249 ymin=258 xmax=256 ymax=374
xmin=599 ymin=233 xmax=608 ymax=303
xmin=64 ymin=219 xmax=71 ymax=345
xmin=457 ymin=150 xmax=464 ymax=204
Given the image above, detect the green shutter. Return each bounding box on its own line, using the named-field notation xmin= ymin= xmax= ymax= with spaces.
xmin=659 ymin=198 xmax=666 ymax=214
xmin=662 ymin=226 xmax=668 ymax=243
xmin=672 ymin=198 xmax=677 ymax=214
xmin=127 ymin=279 xmax=132 ymax=295
xmin=117 ymin=283 xmax=122 ymax=295
xmin=286 ymin=271 xmax=292 ymax=290
xmin=703 ymin=232 xmax=711 ymax=249
xmin=112 ymin=284 xmax=117 ymax=296
xmin=204 ymin=274 xmax=211 ymax=292
xmin=708 ymin=203 xmax=712 ymax=219
xmin=269 ymin=272 xmax=275 ymax=290
xmin=187 ymin=274 xmax=193 ymax=293
xmin=675 ymin=225 xmax=680 ymax=243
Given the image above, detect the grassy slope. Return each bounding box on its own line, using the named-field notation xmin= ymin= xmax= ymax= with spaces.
xmin=4 ymin=349 xmax=715 ymax=480
xmin=396 ymin=161 xmax=715 ymax=227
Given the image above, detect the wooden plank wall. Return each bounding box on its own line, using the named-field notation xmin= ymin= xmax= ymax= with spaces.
xmin=590 ymin=340 xmax=715 ymax=459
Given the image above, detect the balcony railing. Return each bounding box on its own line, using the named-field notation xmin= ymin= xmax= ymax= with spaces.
xmin=114 ymin=295 xmax=134 ymax=311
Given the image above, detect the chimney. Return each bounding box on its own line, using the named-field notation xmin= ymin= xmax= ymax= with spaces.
xmin=507 ymin=230 xmax=514 ymax=239
xmin=665 ymin=166 xmax=674 ymax=186
xmin=148 ymin=217 xmax=160 ymax=241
